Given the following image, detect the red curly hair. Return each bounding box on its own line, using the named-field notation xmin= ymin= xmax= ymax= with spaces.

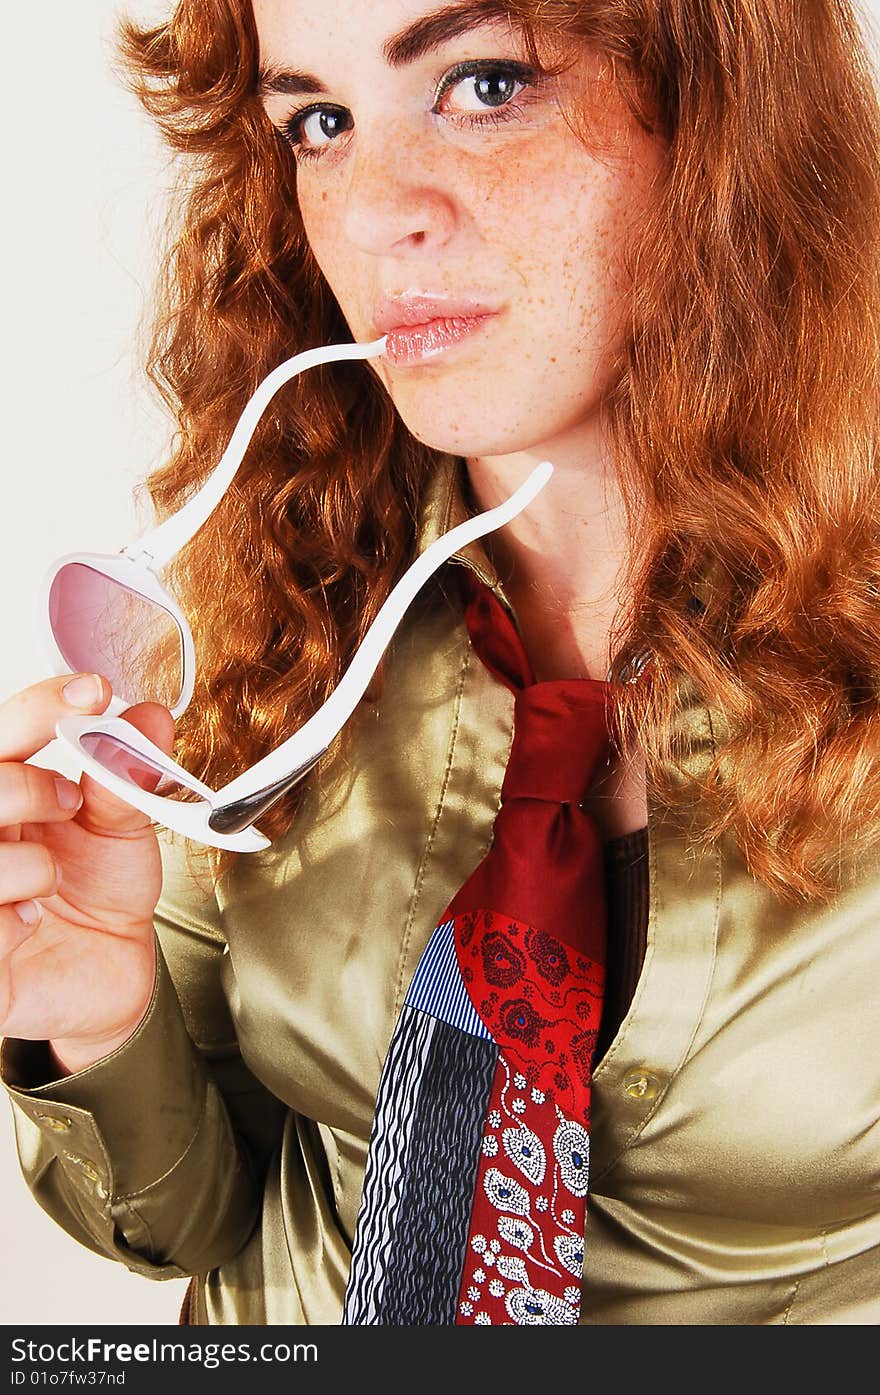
xmin=117 ymin=0 xmax=880 ymax=902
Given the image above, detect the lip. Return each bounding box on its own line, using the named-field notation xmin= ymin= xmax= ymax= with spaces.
xmin=372 ymin=293 xmax=503 ymax=367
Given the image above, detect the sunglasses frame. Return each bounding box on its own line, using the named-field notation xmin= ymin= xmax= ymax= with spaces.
xmin=40 ymin=550 xmax=196 ymax=721
xmin=51 ymin=462 xmax=554 ymax=851
xmin=40 ymin=336 xmax=555 ymax=852
xmin=41 ymin=339 xmax=389 ymax=720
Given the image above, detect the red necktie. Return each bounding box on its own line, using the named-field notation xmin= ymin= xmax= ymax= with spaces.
xmin=344 ymin=569 xmax=613 ymax=1326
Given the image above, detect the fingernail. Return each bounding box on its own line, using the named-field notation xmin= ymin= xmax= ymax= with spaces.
xmin=54 ymin=778 xmax=83 ymax=811
xmin=13 ymin=900 xmax=42 ymax=928
xmin=62 ymin=675 xmax=103 ymax=708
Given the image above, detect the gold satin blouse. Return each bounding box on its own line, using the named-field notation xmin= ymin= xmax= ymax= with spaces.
xmin=3 ymin=455 xmax=879 ymax=1325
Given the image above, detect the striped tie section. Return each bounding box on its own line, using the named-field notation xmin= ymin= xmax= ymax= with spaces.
xmin=343 ymin=1007 xmax=439 ymax=1323
xmin=342 ymin=917 xmax=498 ymax=1324
xmin=371 ymin=1017 xmax=497 ymax=1322
xmin=405 ymin=918 xmax=493 ymax=1040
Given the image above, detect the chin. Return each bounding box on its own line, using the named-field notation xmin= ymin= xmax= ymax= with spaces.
xmin=384 ymin=371 xmax=601 ymax=460
xmin=390 ymin=402 xmax=551 ymax=460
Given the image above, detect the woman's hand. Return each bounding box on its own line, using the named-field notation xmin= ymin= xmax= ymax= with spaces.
xmin=0 ymin=674 xmax=175 ymax=1077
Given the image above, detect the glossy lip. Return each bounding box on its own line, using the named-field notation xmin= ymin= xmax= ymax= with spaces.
xmin=373 ymin=293 xmax=503 ymax=367
xmin=373 ymin=293 xmax=500 ymax=333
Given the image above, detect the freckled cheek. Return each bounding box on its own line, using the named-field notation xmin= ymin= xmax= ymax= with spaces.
xmin=471 ymin=154 xmax=627 ymax=321
xmin=295 ymin=176 xmax=362 ymax=299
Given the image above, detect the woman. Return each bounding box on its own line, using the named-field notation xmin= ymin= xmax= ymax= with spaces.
xmin=1 ymin=0 xmax=879 ymax=1325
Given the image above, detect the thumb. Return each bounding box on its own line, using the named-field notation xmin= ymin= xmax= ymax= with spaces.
xmin=77 ymin=703 xmax=177 ymax=836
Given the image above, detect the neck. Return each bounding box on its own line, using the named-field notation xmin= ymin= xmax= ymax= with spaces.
xmin=465 ymin=414 xmax=634 ymax=683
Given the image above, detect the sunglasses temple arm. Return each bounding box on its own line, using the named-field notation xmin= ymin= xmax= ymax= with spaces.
xmin=125 ymin=338 xmax=388 ymax=570
xmin=208 ymin=459 xmax=554 ymax=833
xmin=206 ymin=752 xmax=328 ymax=835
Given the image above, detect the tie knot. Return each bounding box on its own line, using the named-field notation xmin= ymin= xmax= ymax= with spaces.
xmin=501 ymin=682 xmax=612 ymax=805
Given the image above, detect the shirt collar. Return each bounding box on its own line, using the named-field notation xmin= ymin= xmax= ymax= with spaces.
xmin=415 ymin=452 xmax=504 ymax=595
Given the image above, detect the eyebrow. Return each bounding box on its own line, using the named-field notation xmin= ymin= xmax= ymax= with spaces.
xmin=257 ymin=1 xmax=512 ymax=99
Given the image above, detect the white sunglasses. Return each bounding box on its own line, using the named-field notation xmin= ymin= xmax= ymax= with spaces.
xmin=42 ymin=337 xmax=553 ymax=852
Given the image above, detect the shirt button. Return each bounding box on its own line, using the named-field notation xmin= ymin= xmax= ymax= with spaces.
xmin=622 ymin=1068 xmax=662 ymax=1101
xmin=36 ymin=1113 xmax=72 ymax=1133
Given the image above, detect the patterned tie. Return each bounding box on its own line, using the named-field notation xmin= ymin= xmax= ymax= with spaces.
xmin=343 ymin=569 xmax=613 ymax=1326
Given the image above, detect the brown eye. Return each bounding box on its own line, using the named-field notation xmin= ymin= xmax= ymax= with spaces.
xmin=445 ymin=69 xmax=524 ymax=112
xmin=433 ymin=60 xmax=535 ymax=118
xmin=283 ymin=104 xmax=353 ymax=157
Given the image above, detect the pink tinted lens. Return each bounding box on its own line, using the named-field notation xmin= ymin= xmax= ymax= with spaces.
xmin=80 ymin=733 xmax=193 ymax=798
xmin=49 ymin=563 xmax=184 ymax=709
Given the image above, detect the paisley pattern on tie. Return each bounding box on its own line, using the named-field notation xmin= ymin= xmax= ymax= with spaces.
xmin=453 ymin=908 xmax=603 ymax=1325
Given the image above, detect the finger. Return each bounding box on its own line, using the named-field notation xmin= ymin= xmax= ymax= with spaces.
xmin=77 ymin=703 xmax=176 ymax=837
xmin=0 ymin=841 xmax=60 ymax=904
xmin=0 ymin=901 xmax=43 ymax=953
xmin=0 ymin=674 xmax=109 ymax=764
xmin=0 ymin=763 xmax=83 ymax=828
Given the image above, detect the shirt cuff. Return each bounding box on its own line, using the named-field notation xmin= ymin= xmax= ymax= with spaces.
xmin=0 ymin=944 xmax=207 ymax=1200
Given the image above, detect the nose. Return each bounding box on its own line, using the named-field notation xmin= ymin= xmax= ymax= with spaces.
xmin=341 ymin=126 xmax=457 ymax=258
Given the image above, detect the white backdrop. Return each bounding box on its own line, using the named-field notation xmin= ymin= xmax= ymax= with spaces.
xmin=1 ymin=0 xmax=879 ymax=1329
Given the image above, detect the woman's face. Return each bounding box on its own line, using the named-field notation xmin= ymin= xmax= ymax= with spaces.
xmin=254 ymin=0 xmax=665 ymax=459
